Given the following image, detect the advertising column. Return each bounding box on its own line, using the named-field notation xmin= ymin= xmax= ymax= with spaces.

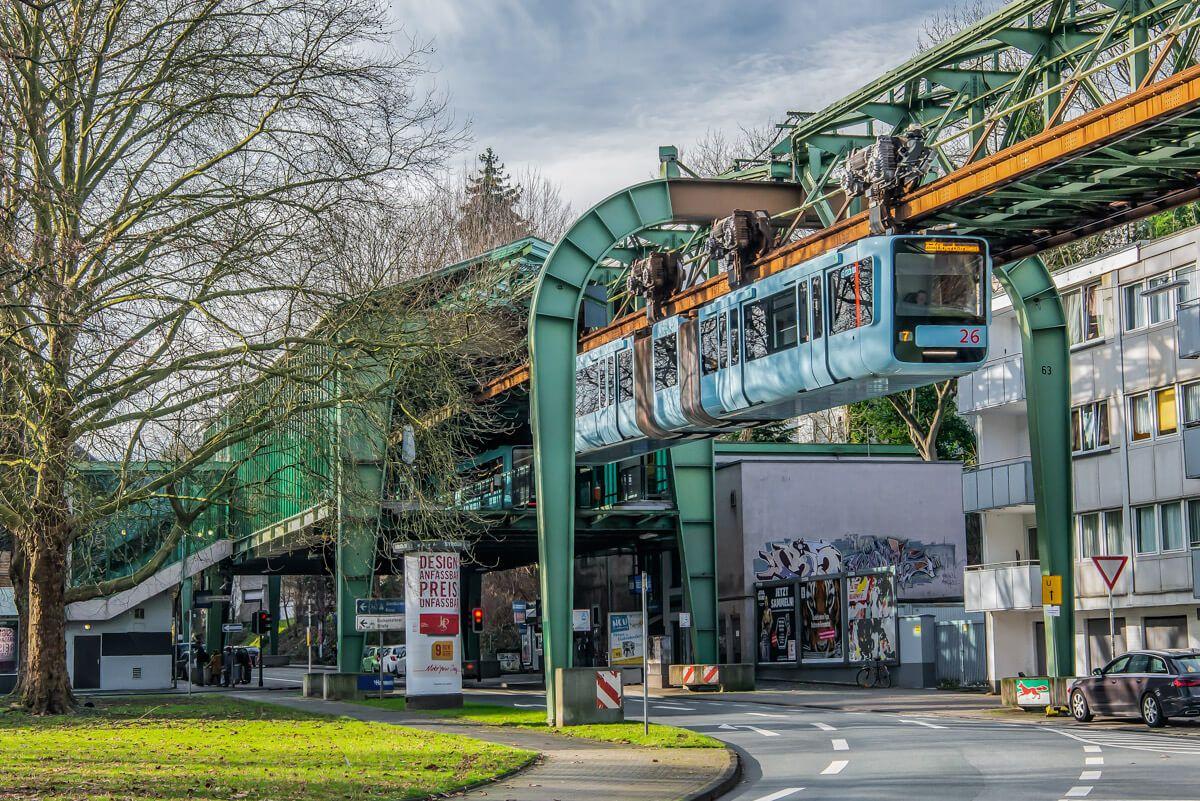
xmin=404 ymin=551 xmax=463 ymax=708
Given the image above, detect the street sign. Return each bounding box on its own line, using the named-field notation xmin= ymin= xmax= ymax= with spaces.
xmin=357 ymin=674 xmax=395 ymax=692
xmin=629 ymin=574 xmax=652 ymax=594
xmin=222 ymin=623 xmax=243 ymax=633
xmin=194 ymin=590 xmax=231 ymax=609
xmin=1091 ymin=555 xmax=1129 ymax=590
xmin=355 ymin=614 xmax=406 ymax=632
xmin=356 ymin=598 xmax=405 ymax=616
xmin=572 ymin=609 xmax=591 ymax=632
xmin=513 ymin=600 xmax=527 ymax=624
xmin=679 ymin=612 xmax=692 ymax=629
xmin=1041 ymin=575 xmax=1062 ymax=606
xmin=1015 ymin=677 xmax=1051 ymax=707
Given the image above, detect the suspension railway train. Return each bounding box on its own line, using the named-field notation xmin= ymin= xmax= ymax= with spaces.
xmin=574 ymin=234 xmax=991 ymax=464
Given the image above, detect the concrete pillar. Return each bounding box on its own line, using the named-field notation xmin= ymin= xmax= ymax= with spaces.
xmin=267 ymin=575 xmax=281 ymax=656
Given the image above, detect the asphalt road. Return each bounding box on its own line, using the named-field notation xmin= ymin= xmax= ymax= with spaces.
xmin=453 ymin=686 xmax=1200 ymax=801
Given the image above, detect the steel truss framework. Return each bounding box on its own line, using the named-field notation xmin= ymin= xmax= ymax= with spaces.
xmin=526 ymin=0 xmax=1200 ymax=722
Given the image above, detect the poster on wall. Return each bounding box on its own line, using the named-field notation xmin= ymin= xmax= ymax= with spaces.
xmin=846 ymin=573 xmax=898 ymax=662
xmin=755 ymin=584 xmax=797 ymax=663
xmin=799 ymin=578 xmax=843 ymax=663
xmin=0 ymin=621 xmax=16 ymax=674
xmin=404 ymin=552 xmax=462 ymax=697
xmin=608 ymin=612 xmax=644 ymax=666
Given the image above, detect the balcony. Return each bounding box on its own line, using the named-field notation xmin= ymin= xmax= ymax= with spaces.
xmin=957 ymin=353 xmax=1024 ymax=414
xmin=962 ymin=459 xmax=1034 ymax=513
xmin=1179 ymin=299 xmax=1200 ymax=359
xmin=1184 ymin=425 xmax=1200 ymax=479
xmin=965 ymin=560 xmax=1041 ymax=612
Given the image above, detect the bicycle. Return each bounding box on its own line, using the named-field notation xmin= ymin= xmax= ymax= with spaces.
xmin=856 ymin=659 xmax=892 ymax=689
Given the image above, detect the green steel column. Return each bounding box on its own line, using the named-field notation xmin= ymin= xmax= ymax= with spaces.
xmin=1130 ymin=3 xmax=1150 ymax=89
xmin=180 ymin=573 xmax=194 ymax=650
xmin=994 ymin=256 xmax=1075 ymax=678
xmin=204 ymin=567 xmax=224 ymax=653
xmin=267 ymin=575 xmax=281 ymax=656
xmin=668 ymin=439 xmax=719 ymax=663
xmin=334 ymin=365 xmax=389 ymax=676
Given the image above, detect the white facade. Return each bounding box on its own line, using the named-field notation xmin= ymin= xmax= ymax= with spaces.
xmin=962 ymin=227 xmax=1200 ymax=683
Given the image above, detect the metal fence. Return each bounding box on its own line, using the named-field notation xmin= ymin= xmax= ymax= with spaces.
xmin=936 ymin=619 xmax=988 ymax=687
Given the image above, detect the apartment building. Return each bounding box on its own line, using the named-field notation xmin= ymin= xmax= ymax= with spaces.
xmin=961 ymin=226 xmax=1200 ymax=683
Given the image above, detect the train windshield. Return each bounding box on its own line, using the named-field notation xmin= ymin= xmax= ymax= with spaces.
xmin=893 ymin=239 xmax=984 ymax=321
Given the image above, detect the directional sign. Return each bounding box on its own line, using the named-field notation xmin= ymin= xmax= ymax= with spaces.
xmin=1091 ymin=555 xmax=1129 ymax=591
xmin=356 ymin=598 xmax=405 ymax=616
xmin=1041 ymin=575 xmax=1063 ymax=606
xmin=221 ymin=624 xmax=243 ymax=633
xmin=193 ymin=590 xmax=231 ymax=609
xmin=513 ymin=601 xmax=527 ymax=624
xmin=355 ymin=614 xmax=405 ymax=632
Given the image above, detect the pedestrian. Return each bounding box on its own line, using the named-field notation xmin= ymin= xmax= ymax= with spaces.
xmin=208 ymin=648 xmax=222 ymax=687
xmin=222 ymin=646 xmax=234 ymax=687
xmin=236 ymin=647 xmax=251 ymax=685
xmin=194 ymin=644 xmax=208 ymax=686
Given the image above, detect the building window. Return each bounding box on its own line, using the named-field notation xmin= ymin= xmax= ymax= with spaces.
xmin=1124 ymin=283 xmax=1145 ymax=331
xmin=1064 ymin=281 xmax=1106 ymax=345
xmin=1123 ymin=268 xmax=1196 ymax=331
xmin=133 ymin=608 xmax=145 ymax=620
xmin=1129 ymin=393 xmax=1153 ymax=441
xmin=1071 ymin=400 xmax=1110 ymax=453
xmin=1183 ymin=381 xmax=1200 ymax=427
xmin=653 ymin=333 xmax=678 ymax=390
xmin=1078 ymin=510 xmax=1124 ymax=558
xmin=1148 ymin=274 xmax=1173 ymax=325
xmin=1156 ymin=387 xmax=1178 ymax=435
xmin=700 ymin=317 xmax=719 ymax=375
xmin=829 ymin=258 xmax=874 ymax=334
xmin=1189 ymin=499 xmax=1200 ymax=548
xmin=1161 ymin=501 xmax=1185 ymax=551
xmin=1135 ymin=504 xmax=1157 ymax=554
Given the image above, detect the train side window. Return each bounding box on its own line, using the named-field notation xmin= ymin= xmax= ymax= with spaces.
xmin=607 ymin=356 xmax=615 ymax=406
xmin=700 ymin=317 xmax=719 ymax=375
xmin=718 ymin=314 xmax=729 ymax=370
xmin=797 ymin=282 xmax=810 ymax=343
xmin=599 ymin=358 xmax=608 ymax=408
xmin=653 ymin=333 xmax=678 ymax=390
xmin=575 ymin=364 xmax=599 ymax=417
xmin=743 ymin=301 xmax=769 ymax=361
xmin=766 ymin=288 xmax=798 ymax=354
xmin=811 ymin=277 xmax=823 ymax=339
xmin=617 ymin=350 xmax=633 ymax=401
xmin=829 ymin=258 xmax=874 ymax=334
xmin=730 ymin=312 xmax=740 ymax=365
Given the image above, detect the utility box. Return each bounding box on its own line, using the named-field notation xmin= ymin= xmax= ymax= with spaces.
xmin=646 ymin=635 xmax=672 ymax=689
xmin=554 ymin=667 xmax=625 ymax=727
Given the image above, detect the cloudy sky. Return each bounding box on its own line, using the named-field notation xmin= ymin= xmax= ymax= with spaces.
xmin=386 ymin=0 xmax=961 ymax=210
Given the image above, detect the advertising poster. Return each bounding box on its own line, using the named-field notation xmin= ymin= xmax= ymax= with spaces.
xmin=0 ymin=621 xmax=16 ymax=674
xmin=847 ymin=574 xmax=898 ymax=662
xmin=519 ymin=624 xmax=532 ymax=667
xmin=404 ymin=552 xmax=462 ymax=697
xmin=608 ymin=612 xmax=644 ymax=666
xmin=755 ymin=584 xmax=797 ymax=664
xmin=800 ymin=578 xmax=843 ymax=663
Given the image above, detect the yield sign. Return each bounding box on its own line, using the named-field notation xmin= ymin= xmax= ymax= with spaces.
xmin=1091 ymin=555 xmax=1129 ymax=591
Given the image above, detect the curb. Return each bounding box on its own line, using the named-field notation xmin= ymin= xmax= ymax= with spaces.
xmin=417 ymin=752 xmax=542 ymax=800
xmin=683 ymin=745 xmax=742 ymax=801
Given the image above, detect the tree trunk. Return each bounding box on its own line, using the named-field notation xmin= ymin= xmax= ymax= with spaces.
xmin=21 ymin=536 xmax=74 ymax=714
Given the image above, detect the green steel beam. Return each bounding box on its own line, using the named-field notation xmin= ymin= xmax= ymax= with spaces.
xmin=668 ymin=440 xmax=719 ymax=663
xmin=993 ymin=256 xmax=1074 ymax=678
xmin=268 ymin=574 xmax=281 ymax=656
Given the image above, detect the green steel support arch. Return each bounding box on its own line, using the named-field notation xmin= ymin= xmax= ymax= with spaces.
xmin=994 ymin=255 xmax=1074 ymax=677
xmin=668 ymin=439 xmax=719 ymax=663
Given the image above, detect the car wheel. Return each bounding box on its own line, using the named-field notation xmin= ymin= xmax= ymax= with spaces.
xmin=1142 ymin=694 xmax=1167 ymax=728
xmin=1070 ymin=690 xmax=1093 ymax=723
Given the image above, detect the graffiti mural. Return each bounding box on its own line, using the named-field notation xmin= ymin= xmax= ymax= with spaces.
xmin=752 ymin=533 xmax=962 ymax=600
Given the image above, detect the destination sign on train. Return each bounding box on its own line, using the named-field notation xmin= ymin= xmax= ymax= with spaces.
xmin=921 ymin=240 xmax=982 ymax=254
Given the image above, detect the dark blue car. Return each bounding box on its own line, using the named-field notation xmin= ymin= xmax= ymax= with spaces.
xmin=1070 ymin=649 xmax=1200 ymax=727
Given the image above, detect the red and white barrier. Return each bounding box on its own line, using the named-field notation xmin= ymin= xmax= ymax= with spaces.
xmin=595 ymin=669 xmax=623 ymax=709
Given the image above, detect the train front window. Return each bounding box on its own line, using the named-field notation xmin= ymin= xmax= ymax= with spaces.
xmin=893 ymin=239 xmax=983 ymax=321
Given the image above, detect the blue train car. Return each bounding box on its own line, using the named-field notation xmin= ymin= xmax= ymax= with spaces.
xmin=575 ymin=234 xmax=990 ymax=464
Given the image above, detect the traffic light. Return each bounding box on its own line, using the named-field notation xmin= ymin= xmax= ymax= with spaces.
xmin=471 ymin=607 xmax=483 ymax=634
xmin=253 ymin=610 xmax=272 ymax=635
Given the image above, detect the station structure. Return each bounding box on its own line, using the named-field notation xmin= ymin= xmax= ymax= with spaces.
xmin=54 ymin=0 xmax=1200 ymax=720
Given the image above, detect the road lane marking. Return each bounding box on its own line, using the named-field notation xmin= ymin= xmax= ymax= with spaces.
xmin=751 ymin=789 xmax=805 ymax=801
xmin=1063 ymin=787 xmax=1093 ymax=798
xmin=653 ymin=705 xmax=694 ymax=711
xmin=263 ymin=677 xmax=304 ymax=684
xmin=1079 ymin=771 xmax=1101 ymax=781
xmin=718 ymin=723 xmax=780 ymax=737
xmin=513 ymin=703 xmax=546 ymax=708
xmin=898 ymin=719 xmax=947 ymax=729
xmin=831 ymin=738 xmax=849 ymax=751
xmin=1083 ymin=746 xmax=1102 ymax=753
xmin=1085 ymin=757 xmax=1104 ymax=765
xmin=810 ymin=722 xmax=836 ymax=731
xmin=747 ymin=712 xmax=790 ymax=719
xmin=821 ymin=760 xmax=849 ymax=775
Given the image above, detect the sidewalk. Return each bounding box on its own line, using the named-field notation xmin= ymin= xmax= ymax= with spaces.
xmin=246 ymin=692 xmax=738 ymax=801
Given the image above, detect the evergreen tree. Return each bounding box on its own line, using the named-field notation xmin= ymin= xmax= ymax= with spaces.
xmin=459 ymin=148 xmax=529 ymax=254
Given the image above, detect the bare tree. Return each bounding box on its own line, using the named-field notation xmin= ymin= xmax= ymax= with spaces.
xmin=680 ymin=123 xmax=781 ymax=178
xmin=0 ymin=0 xmax=472 ymax=714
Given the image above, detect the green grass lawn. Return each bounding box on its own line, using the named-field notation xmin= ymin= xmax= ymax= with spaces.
xmin=0 ymin=696 xmax=533 ymax=801
xmin=356 ymin=697 xmax=723 ymax=748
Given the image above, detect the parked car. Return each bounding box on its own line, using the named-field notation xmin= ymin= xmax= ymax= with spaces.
xmin=1070 ymin=649 xmax=1200 ymax=727
xmin=381 ymin=645 xmax=406 ymax=676
xmin=361 ymin=645 xmax=380 ymax=673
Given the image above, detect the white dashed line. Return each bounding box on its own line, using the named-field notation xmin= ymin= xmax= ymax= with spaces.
xmin=747 ymin=712 xmax=790 ymax=719
xmin=831 ymin=738 xmax=849 ymax=751
xmin=653 ymin=705 xmax=694 ymax=711
xmin=751 ymin=789 xmax=805 ymax=801
xmin=1063 ymin=786 xmax=1093 ymax=798
xmin=1079 ymin=771 xmax=1102 ymax=781
xmin=1083 ymin=745 xmax=1102 ymax=753
xmin=810 ymin=722 xmax=836 ymax=731
xmin=898 ymin=719 xmax=947 ymax=729
xmin=1085 ymin=757 xmax=1104 ymax=766
xmin=821 ymin=760 xmax=849 ymax=775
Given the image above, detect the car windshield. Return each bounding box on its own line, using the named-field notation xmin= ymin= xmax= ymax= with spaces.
xmin=1174 ymin=656 xmax=1200 ymax=674
xmin=894 ymin=239 xmax=984 ymax=320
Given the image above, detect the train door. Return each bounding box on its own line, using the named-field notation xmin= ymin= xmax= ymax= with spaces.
xmin=716 ymin=309 xmax=750 ymax=411
xmin=807 ymin=275 xmax=835 ymax=386
xmin=825 ymin=259 xmax=873 ymax=380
